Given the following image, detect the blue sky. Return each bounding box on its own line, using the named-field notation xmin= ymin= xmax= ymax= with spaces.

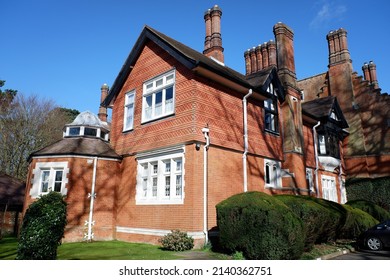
xmin=2 ymin=0 xmax=389 ymax=115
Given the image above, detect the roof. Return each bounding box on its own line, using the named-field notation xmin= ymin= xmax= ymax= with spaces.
xmin=103 ymin=25 xmax=285 ymax=106
xmin=302 ymin=96 xmax=348 ymax=128
xmin=29 ymin=137 xmax=121 ymax=160
xmin=68 ymin=111 xmax=109 ymax=130
xmin=0 ymin=173 xmax=25 ymax=206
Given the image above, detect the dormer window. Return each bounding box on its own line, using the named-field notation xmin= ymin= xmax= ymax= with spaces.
xmin=318 ymin=128 xmax=340 ymax=159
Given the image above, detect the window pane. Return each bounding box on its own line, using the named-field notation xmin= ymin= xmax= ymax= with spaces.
xmin=156 ymin=79 xmax=163 ymax=88
xmin=41 ymin=170 xmax=50 ymax=193
xmin=84 ymin=127 xmax=97 ymax=136
xmin=176 ymin=159 xmax=182 ymax=171
xmin=142 ymin=178 xmax=147 ymax=197
xmin=152 ymin=178 xmax=157 ymax=197
xmin=125 ymin=103 xmax=134 ymax=130
xmin=69 ymin=127 xmax=80 ymax=136
xmin=54 ymin=182 xmax=61 ymax=192
xmin=165 ymin=87 xmax=174 ymax=113
xmin=55 ymin=170 xmax=63 ymax=181
xmin=165 ymin=176 xmax=170 ymax=197
xmin=152 ymin=163 xmax=158 ymax=174
xmin=165 ymin=161 xmax=171 ymax=173
xmin=265 ymin=164 xmax=270 ymax=184
xmin=145 ymin=95 xmax=153 ymax=120
xmin=155 ymin=91 xmax=163 ymax=116
xmin=176 ymin=175 xmax=182 ymax=196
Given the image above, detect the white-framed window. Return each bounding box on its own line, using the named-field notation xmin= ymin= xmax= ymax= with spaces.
xmin=136 ymin=147 xmax=184 ymax=204
xmin=264 ymin=159 xmax=281 ymax=188
xmin=264 ymin=83 xmax=279 ymax=133
xmin=142 ymin=69 xmax=175 ymax=123
xmin=30 ymin=162 xmax=69 ymax=198
xmin=123 ymin=90 xmax=135 ymax=131
xmin=321 ymin=175 xmax=338 ymax=202
xmin=306 ymin=168 xmax=314 ymax=193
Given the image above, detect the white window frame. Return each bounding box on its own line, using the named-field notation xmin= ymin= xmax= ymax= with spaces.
xmin=30 ymin=162 xmax=69 ymax=198
xmin=136 ymin=147 xmax=184 ymax=205
xmin=142 ymin=69 xmax=175 ymax=123
xmin=123 ymin=90 xmax=136 ymax=131
xmin=321 ymin=175 xmax=338 ymax=202
xmin=306 ymin=168 xmax=314 ymax=193
xmin=264 ymin=159 xmax=281 ymax=188
xmin=264 ymin=83 xmax=279 ymax=133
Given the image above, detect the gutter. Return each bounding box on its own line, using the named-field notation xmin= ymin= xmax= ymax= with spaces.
xmin=313 ymin=122 xmax=321 ymax=198
xmin=202 ymin=126 xmax=210 ymax=246
xmin=242 ymin=89 xmax=253 ymax=192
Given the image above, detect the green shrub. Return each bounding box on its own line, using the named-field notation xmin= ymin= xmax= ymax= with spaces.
xmin=16 ymin=192 xmax=67 ymax=260
xmin=216 ymin=191 xmax=305 ymax=260
xmin=346 ymin=199 xmax=390 ymax=222
xmin=293 ymin=196 xmax=346 ymax=243
xmin=338 ymin=204 xmax=378 ymax=239
xmin=275 ymin=195 xmax=337 ymax=251
xmin=159 ymin=230 xmax=194 ymax=251
xmin=346 ymin=177 xmax=390 ymax=211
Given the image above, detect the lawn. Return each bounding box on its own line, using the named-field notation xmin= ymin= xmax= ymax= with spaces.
xmin=0 ymin=237 xmax=183 ymax=260
xmin=0 ymin=236 xmax=354 ymax=260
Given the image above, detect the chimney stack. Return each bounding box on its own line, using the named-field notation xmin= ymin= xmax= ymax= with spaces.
xmin=244 ymin=40 xmax=277 ymax=75
xmin=273 ymin=22 xmax=297 ymax=86
xmin=363 ymin=61 xmax=379 ymax=89
xmin=98 ymin=83 xmax=109 ymax=122
xmin=326 ymin=28 xmax=351 ymax=66
xmin=203 ymin=5 xmax=224 ymax=63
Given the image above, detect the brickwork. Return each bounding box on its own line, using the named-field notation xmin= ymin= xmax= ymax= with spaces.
xmin=24 ymin=157 xmax=120 ymax=242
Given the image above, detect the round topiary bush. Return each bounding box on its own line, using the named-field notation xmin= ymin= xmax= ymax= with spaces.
xmin=159 ymin=230 xmax=194 ymax=251
xmin=17 ymin=192 xmax=67 ymax=260
xmin=346 ymin=199 xmax=390 ymax=223
xmin=216 ymin=191 xmax=305 ymax=260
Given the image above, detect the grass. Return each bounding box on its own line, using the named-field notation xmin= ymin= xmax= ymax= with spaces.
xmin=0 ymin=236 xmax=355 ymax=260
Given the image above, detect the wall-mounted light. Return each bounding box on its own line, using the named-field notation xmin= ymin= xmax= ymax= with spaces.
xmin=195 ymin=143 xmax=201 ymax=151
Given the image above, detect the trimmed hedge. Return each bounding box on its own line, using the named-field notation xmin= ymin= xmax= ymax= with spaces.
xmin=346 ymin=199 xmax=390 ymax=223
xmin=338 ymin=204 xmax=378 ymax=239
xmin=216 ymin=191 xmax=305 ymax=260
xmin=275 ymin=195 xmax=340 ymax=250
xmin=291 ymin=195 xmax=346 ymax=242
xmin=17 ymin=192 xmax=67 ymax=260
xmin=346 ymin=177 xmax=390 ymax=211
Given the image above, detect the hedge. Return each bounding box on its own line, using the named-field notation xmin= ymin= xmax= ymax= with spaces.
xmin=216 ymin=191 xmax=305 ymax=260
xmin=346 ymin=177 xmax=390 ymax=211
xmin=346 ymin=199 xmax=390 ymax=223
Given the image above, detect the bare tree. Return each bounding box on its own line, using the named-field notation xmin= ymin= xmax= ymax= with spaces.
xmin=0 ymin=93 xmax=77 ymax=180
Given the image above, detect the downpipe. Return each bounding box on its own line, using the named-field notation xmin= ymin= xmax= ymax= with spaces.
xmin=313 ymin=122 xmax=321 ymax=198
xmin=202 ymin=126 xmax=210 ymax=246
xmin=242 ymin=89 xmax=253 ymax=192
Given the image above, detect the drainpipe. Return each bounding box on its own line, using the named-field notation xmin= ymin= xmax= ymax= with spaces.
xmin=313 ymin=122 xmax=321 ymax=198
xmin=202 ymin=126 xmax=210 ymax=245
xmin=86 ymin=157 xmax=98 ymax=241
xmin=339 ymin=161 xmax=344 ymax=203
xmin=242 ymin=89 xmax=253 ymax=192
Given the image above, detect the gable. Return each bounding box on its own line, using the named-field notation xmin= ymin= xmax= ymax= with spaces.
xmin=302 ymin=96 xmax=348 ymax=128
xmin=103 ymin=26 xmax=285 ymax=108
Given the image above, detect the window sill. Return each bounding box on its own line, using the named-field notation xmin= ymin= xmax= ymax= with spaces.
xmin=135 ymin=199 xmax=184 ymax=205
xmin=264 ymin=129 xmax=280 ymax=136
xmin=141 ymin=113 xmax=175 ymax=125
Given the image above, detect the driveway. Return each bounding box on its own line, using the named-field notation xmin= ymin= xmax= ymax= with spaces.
xmin=331 ymin=249 xmax=390 ymax=260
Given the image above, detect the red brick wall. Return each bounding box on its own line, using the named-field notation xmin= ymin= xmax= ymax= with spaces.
xmin=24 ymin=156 xmax=120 ymax=242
